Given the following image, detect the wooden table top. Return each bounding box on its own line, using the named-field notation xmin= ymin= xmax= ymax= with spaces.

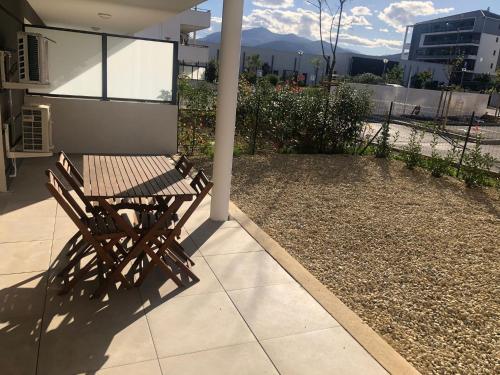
xmin=83 ymin=155 xmax=197 ymax=199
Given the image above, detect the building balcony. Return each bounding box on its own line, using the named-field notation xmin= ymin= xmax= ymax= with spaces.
xmin=179 ymin=8 xmax=211 ymax=33
xmin=178 ymin=43 xmax=210 ymax=64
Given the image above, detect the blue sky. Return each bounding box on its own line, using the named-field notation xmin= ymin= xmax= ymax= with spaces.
xmin=197 ymin=1 xmax=500 ymax=55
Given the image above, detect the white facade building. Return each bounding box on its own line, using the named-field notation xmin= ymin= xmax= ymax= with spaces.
xmin=136 ymin=8 xmax=211 ymax=79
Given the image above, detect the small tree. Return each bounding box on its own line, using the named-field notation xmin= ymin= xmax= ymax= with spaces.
xmin=461 ymin=138 xmax=495 ymax=187
xmin=428 ymin=132 xmax=457 ymax=177
xmin=246 ymin=54 xmax=262 ymax=74
xmin=205 ymin=60 xmax=218 ymax=83
xmin=385 ymin=65 xmax=404 ymax=85
xmin=310 ymin=57 xmax=321 ymax=85
xmin=402 ymin=128 xmax=424 ymax=169
xmin=375 ymin=121 xmax=391 ymax=158
xmin=411 ymin=71 xmax=432 ymax=89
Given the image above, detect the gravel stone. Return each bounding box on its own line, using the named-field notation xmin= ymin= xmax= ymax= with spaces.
xmin=193 ymin=153 xmax=500 ymax=375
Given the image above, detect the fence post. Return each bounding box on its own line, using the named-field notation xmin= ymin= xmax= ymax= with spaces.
xmin=359 ymin=101 xmax=393 ymax=155
xmin=251 ymin=90 xmax=261 ymax=155
xmin=456 ymin=111 xmax=474 ymax=176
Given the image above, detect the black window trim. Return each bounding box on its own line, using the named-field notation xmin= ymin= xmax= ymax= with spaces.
xmin=23 ymin=24 xmax=179 ymax=104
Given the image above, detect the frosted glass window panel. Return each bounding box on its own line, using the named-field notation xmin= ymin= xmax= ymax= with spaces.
xmin=107 ymin=37 xmax=174 ymax=101
xmin=26 ymin=27 xmax=102 ymax=97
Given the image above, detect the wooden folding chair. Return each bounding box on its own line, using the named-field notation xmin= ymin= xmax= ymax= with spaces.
xmin=175 ymin=155 xmax=193 ymax=178
xmin=46 ymin=169 xmax=133 ymax=297
xmin=132 ymin=170 xmax=213 ymax=286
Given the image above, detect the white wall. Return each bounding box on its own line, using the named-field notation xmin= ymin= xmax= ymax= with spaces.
xmin=349 ymin=83 xmax=489 ymax=116
xmin=178 ymin=44 xmax=210 ymax=64
xmin=476 ymin=33 xmax=500 ymax=74
xmin=24 ymin=96 xmax=178 ymax=154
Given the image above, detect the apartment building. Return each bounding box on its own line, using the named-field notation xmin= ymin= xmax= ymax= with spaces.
xmin=136 ymin=8 xmax=211 ymax=80
xmin=402 ymin=9 xmax=500 ymax=79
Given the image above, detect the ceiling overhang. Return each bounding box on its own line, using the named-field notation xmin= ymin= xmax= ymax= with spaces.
xmin=27 ymin=0 xmax=205 ymax=34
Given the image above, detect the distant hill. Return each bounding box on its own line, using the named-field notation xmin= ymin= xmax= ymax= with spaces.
xmin=199 ymin=27 xmax=353 ymax=55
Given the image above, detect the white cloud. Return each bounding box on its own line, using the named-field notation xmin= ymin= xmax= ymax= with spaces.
xmin=378 ymin=1 xmax=454 ymax=32
xmin=379 ymin=28 xmax=390 ymax=33
xmin=241 ymin=7 xmax=400 ymax=51
xmin=252 ymin=0 xmax=294 ymax=9
xmin=350 ymin=6 xmax=372 ymax=16
xmin=242 ymin=7 xmax=371 ymax=39
xmin=365 ymin=26 xmax=374 ymax=30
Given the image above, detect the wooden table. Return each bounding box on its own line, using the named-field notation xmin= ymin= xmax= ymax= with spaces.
xmin=81 ymin=154 xmax=199 ymax=296
xmin=83 ymin=155 xmax=196 ymax=199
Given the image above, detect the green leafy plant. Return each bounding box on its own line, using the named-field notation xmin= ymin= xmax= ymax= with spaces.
xmin=402 ymin=128 xmax=424 ymax=169
xmin=428 ymin=132 xmax=457 ymax=177
xmin=351 ymin=73 xmax=384 ymax=85
xmin=375 ymin=120 xmax=391 ymax=158
xmin=385 ymin=65 xmax=404 ymax=85
xmin=461 ymin=138 xmax=495 ymax=187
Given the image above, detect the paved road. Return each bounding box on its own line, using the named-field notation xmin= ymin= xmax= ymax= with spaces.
xmin=366 ymin=122 xmax=500 ymax=173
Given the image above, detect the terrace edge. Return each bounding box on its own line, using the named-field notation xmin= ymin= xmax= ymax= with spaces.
xmin=228 ymin=201 xmax=421 ymax=375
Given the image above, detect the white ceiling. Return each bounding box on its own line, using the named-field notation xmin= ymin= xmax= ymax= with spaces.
xmin=27 ymin=0 xmax=204 ymax=34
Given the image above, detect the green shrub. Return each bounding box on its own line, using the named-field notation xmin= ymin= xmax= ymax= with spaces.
xmin=428 ymin=133 xmax=457 ymax=177
xmin=265 ymin=74 xmax=279 ymax=86
xmin=351 ymin=73 xmax=384 ymax=85
xmin=461 ymin=139 xmax=495 ymax=187
xmin=375 ymin=121 xmax=391 ymax=158
xmin=402 ymin=128 xmax=424 ymax=169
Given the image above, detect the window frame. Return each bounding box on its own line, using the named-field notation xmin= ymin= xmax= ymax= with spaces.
xmin=24 ymin=24 xmax=178 ymax=104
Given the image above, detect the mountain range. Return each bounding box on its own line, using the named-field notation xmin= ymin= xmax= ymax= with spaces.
xmin=199 ymin=27 xmax=354 ymax=55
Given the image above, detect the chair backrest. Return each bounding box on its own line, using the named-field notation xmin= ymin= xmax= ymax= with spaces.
xmin=175 ymin=155 xmax=193 ymax=178
xmin=58 ymin=151 xmax=83 ymax=184
xmin=190 ymin=170 xmax=212 ymax=196
xmin=176 ymin=170 xmax=213 ymax=230
xmin=56 ymin=152 xmax=97 ymax=215
xmin=45 ymin=169 xmax=91 ymax=233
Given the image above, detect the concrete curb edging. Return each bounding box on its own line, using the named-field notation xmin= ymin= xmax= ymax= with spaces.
xmin=228 ymin=201 xmax=421 ymax=375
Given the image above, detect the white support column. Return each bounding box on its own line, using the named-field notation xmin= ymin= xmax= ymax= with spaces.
xmin=210 ymin=0 xmax=244 ymax=221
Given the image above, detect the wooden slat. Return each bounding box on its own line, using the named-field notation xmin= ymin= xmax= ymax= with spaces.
xmin=102 ymin=156 xmax=120 ymax=197
xmin=152 ymin=155 xmax=184 ymax=195
xmin=155 ymin=155 xmax=195 ymax=195
xmin=123 ymin=156 xmax=150 ymax=197
xmin=109 ymin=156 xmax=129 ymax=198
xmin=136 ymin=156 xmax=169 ymax=196
xmin=127 ymin=156 xmax=153 ymax=197
xmin=130 ymin=156 xmax=157 ymax=196
xmin=115 ymin=156 xmax=137 ymax=197
xmin=99 ymin=156 xmax=115 ymax=197
xmin=88 ymin=155 xmax=100 ymax=197
xmin=140 ymin=156 xmax=175 ymax=196
xmin=83 ymin=155 xmax=91 ymax=196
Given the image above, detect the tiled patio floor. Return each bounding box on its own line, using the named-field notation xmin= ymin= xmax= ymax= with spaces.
xmin=0 ymin=156 xmax=388 ymax=375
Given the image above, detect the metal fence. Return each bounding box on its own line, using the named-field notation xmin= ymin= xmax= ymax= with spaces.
xmin=363 ymin=100 xmax=500 ymax=174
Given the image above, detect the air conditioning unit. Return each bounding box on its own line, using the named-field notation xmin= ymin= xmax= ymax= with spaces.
xmin=22 ymin=104 xmax=53 ymax=153
xmin=17 ymin=31 xmax=49 ymax=84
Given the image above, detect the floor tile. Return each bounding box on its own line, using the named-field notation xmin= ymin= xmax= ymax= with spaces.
xmin=262 ymin=328 xmax=388 ymax=375
xmin=90 ymin=359 xmax=162 ymax=375
xmin=147 ymin=292 xmax=255 ymax=358
xmin=229 ymin=283 xmax=339 ymax=340
xmin=159 ymin=342 xmax=278 ymax=375
xmin=193 ymin=227 xmax=264 ymax=256
xmin=0 ymin=240 xmax=52 ymax=274
xmin=205 ymin=252 xmax=295 ymax=291
xmin=0 ymin=198 xmax=57 ymax=219
xmin=0 ymin=272 xmax=46 ymax=375
xmin=37 ymin=284 xmax=156 ymax=375
xmin=140 ymin=257 xmax=223 ymax=308
xmin=0 ymin=216 xmax=55 ymax=243
xmin=52 ymin=216 xmax=78 ymax=240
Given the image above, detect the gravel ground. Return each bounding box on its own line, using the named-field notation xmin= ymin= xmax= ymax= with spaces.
xmin=193 ymin=153 xmax=499 ymax=375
